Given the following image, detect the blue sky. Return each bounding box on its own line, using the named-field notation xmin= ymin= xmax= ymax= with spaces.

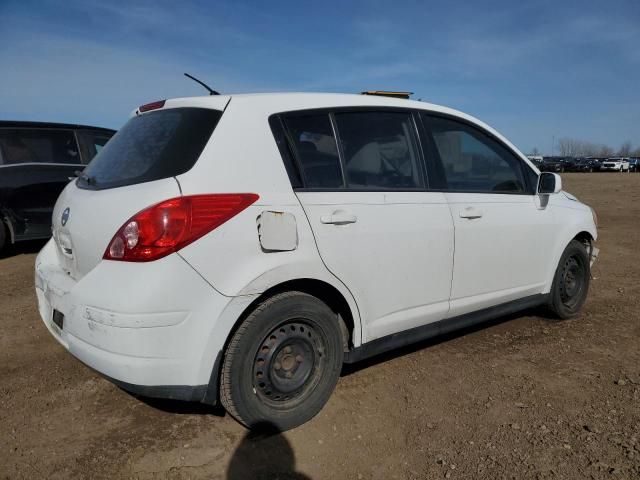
xmin=1 ymin=0 xmax=638 ymax=154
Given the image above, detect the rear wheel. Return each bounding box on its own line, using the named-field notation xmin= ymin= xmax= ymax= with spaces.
xmin=548 ymin=240 xmax=590 ymax=319
xmin=220 ymin=292 xmax=344 ymax=431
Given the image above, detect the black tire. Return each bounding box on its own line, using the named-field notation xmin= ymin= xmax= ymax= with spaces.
xmin=548 ymin=240 xmax=590 ymax=319
xmin=0 ymin=221 xmax=6 ymax=254
xmin=220 ymin=291 xmax=344 ymax=431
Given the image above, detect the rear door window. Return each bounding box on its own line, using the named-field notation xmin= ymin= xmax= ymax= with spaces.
xmin=334 ymin=111 xmax=424 ymax=189
xmin=423 ymin=115 xmax=527 ymax=193
xmin=0 ymin=128 xmax=80 ymax=165
xmin=283 ymin=114 xmax=343 ymax=188
xmin=77 ymin=130 xmax=115 ymax=164
xmin=80 ymin=108 xmax=221 ymax=189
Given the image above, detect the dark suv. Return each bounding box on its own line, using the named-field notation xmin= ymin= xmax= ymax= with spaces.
xmin=572 ymin=158 xmax=599 ymax=172
xmin=540 ymin=156 xmax=572 ymax=172
xmin=0 ymin=121 xmax=115 ymax=252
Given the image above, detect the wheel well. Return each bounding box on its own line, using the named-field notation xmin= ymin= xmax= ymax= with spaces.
xmin=0 ymin=217 xmax=8 ymax=246
xmin=0 ymin=211 xmax=15 ymax=244
xmin=232 ymin=279 xmax=356 ymax=353
xmin=573 ymin=231 xmax=593 ymax=251
xmin=204 ymin=279 xmax=356 ymax=406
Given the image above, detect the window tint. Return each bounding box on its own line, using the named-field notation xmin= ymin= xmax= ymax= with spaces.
xmin=335 ymin=111 xmax=423 ymax=189
xmin=0 ymin=129 xmax=80 ymax=165
xmin=424 ymin=115 xmax=525 ymax=193
xmin=284 ymin=114 xmax=342 ymax=188
xmin=81 ymin=108 xmax=221 ymax=189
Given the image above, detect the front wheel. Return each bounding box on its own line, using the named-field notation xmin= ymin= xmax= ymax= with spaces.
xmin=220 ymin=292 xmax=344 ymax=431
xmin=548 ymin=240 xmax=591 ymax=319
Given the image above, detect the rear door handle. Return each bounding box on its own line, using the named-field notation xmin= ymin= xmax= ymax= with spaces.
xmin=459 ymin=206 xmax=484 ymax=219
xmin=320 ymin=211 xmax=357 ymax=225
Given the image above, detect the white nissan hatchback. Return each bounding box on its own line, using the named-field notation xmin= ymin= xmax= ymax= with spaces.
xmin=36 ymin=92 xmax=598 ymax=430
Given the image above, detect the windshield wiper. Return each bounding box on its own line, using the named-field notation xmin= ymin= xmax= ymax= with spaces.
xmin=74 ymin=170 xmax=96 ymax=185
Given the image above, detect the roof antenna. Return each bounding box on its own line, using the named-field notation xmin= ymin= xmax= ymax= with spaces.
xmin=184 ymin=73 xmax=220 ymax=95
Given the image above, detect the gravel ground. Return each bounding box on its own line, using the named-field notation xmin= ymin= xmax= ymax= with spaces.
xmin=1 ymin=173 xmax=639 ymax=479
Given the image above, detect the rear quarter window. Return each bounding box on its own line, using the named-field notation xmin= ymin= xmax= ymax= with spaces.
xmin=283 ymin=114 xmax=343 ymax=189
xmin=79 ymin=108 xmax=221 ymax=189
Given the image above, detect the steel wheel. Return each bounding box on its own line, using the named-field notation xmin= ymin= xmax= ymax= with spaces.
xmin=559 ymin=255 xmax=586 ymax=309
xmin=548 ymin=240 xmax=591 ymax=319
xmin=253 ymin=321 xmax=326 ymax=406
xmin=220 ymin=291 xmax=344 ymax=431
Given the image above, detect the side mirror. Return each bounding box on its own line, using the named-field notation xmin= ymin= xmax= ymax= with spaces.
xmin=538 ymin=172 xmax=562 ymax=194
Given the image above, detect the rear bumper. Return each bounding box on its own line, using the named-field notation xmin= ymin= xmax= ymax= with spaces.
xmin=35 ymin=239 xmax=256 ymax=403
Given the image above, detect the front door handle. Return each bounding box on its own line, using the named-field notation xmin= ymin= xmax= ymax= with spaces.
xmin=320 ymin=210 xmax=357 ymax=225
xmin=459 ymin=206 xmax=484 ymax=219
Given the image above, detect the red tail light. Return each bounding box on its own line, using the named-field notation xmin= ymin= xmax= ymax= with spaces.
xmin=103 ymin=194 xmax=259 ymax=262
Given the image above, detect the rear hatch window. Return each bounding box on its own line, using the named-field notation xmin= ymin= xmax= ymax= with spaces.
xmin=78 ymin=107 xmax=222 ymax=190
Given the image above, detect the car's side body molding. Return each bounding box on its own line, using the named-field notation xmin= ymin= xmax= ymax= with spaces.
xmin=343 ymin=293 xmax=548 ymax=363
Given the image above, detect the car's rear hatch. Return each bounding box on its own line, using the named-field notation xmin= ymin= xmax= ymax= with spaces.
xmin=51 ymin=98 xmax=228 ymax=280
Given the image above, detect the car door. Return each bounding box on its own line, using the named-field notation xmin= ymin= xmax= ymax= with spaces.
xmin=283 ymin=110 xmax=454 ymax=342
xmin=0 ymin=127 xmax=82 ymax=239
xmin=421 ymin=113 xmax=558 ymax=317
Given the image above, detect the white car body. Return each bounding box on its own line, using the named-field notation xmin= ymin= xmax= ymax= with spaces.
xmin=35 ymin=92 xmax=598 ymax=405
xmin=600 ymin=157 xmax=630 ymax=172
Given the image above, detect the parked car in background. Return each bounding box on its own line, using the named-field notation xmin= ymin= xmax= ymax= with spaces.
xmin=0 ymin=121 xmax=115 ymax=252
xmin=35 ymin=92 xmax=598 ymax=431
xmin=540 ymin=157 xmax=562 ymax=172
xmin=585 ymin=157 xmax=605 ymax=171
xmin=600 ymin=157 xmax=630 ymax=172
xmin=540 ymin=156 xmax=573 ymax=172
xmin=572 ymin=158 xmax=599 ymax=172
xmin=629 ymin=158 xmax=639 ymax=172
xmin=562 ymin=157 xmax=578 ymax=171
xmin=527 ymin=156 xmax=543 ymax=169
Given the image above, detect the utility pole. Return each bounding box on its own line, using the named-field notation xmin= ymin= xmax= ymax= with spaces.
xmin=551 ymin=136 xmax=555 ymax=156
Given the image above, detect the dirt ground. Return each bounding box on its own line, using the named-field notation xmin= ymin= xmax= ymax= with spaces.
xmin=1 ymin=173 xmax=639 ymax=479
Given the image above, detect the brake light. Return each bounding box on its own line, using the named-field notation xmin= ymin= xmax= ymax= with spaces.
xmin=139 ymin=100 xmax=166 ymax=112
xmin=104 ymin=194 xmax=259 ymax=262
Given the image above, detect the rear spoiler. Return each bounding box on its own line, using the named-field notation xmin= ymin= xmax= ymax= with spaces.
xmin=361 ymin=90 xmax=413 ymax=99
